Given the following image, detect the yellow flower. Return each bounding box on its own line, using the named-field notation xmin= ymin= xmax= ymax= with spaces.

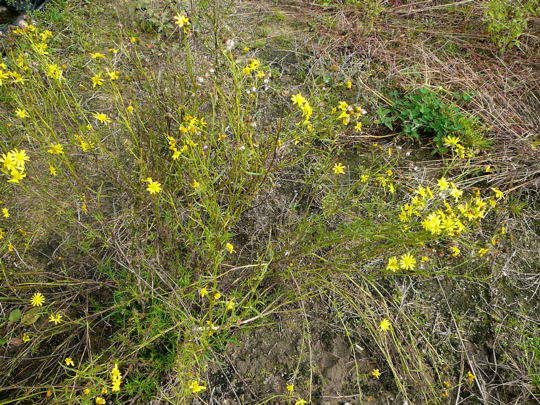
xmin=108 ymin=48 xmax=118 ymax=54
xmin=8 ymin=169 xmax=26 ymax=183
xmin=437 ymin=177 xmax=449 ymax=191
xmin=48 ymin=313 xmax=63 ymax=325
xmin=226 ymin=300 xmax=235 ymax=310
xmin=399 ymin=253 xmax=416 ymax=270
xmin=49 ymin=166 xmax=57 ymax=176
xmin=65 ymin=357 xmax=74 ymax=367
xmin=174 ymin=12 xmax=190 ymax=28
xmin=449 ymin=183 xmax=463 ymax=201
xmin=225 ymin=243 xmax=236 ymax=254
xmin=372 ymin=369 xmax=381 ymax=379
xmin=386 ymin=257 xmax=399 ymax=271
xmin=77 ymin=137 xmax=95 ymax=151
xmin=146 ymin=178 xmax=162 ymax=194
xmin=15 ymin=108 xmax=29 ymax=119
xmin=290 ymin=93 xmax=312 ymax=125
xmin=191 ymin=179 xmax=200 ymax=189
xmin=30 ymin=292 xmax=45 ymax=307
xmin=46 ymin=64 xmax=63 ymax=80
xmin=333 ymin=163 xmax=346 ymax=175
xmin=47 ymin=143 xmax=64 ymax=155
xmin=354 ymin=121 xmax=363 ymax=131
xmin=111 ymin=363 xmax=122 ymax=392
xmin=213 ymin=292 xmax=221 ymax=300
xmin=491 ymin=188 xmax=504 ymax=200
xmin=188 ymin=380 xmax=206 ymax=394
xmin=32 ymin=42 xmax=49 ymax=55
xmin=421 ymin=256 xmax=429 ymax=262
xmin=379 ymin=318 xmax=391 ymax=332
xmin=126 ymin=105 xmax=134 ymax=114
xmin=22 ymin=332 xmax=31 ymax=343
xmin=477 ymin=248 xmax=489 ymax=257
xmin=90 ymin=52 xmax=106 ymax=59
xmin=95 ymin=397 xmax=106 ymax=404
xmin=450 ymin=246 xmax=460 ymax=257
xmin=91 ymin=74 xmax=104 ymax=87
xmin=199 ymin=287 xmax=208 ymax=297
xmin=83 ymin=388 xmax=90 ymax=395
xmin=107 ymin=70 xmax=120 ymax=81
xmin=286 ymin=384 xmax=294 ymax=392
xmin=93 ymin=112 xmax=111 ymax=124
xmin=40 ymin=30 xmax=53 ymax=41
xmin=295 ymin=400 xmax=307 ymax=405
xmin=467 ymin=371 xmax=475 ymax=381
xmin=2 ymin=208 xmax=9 ymax=218
xmin=443 ymin=136 xmax=461 ymax=148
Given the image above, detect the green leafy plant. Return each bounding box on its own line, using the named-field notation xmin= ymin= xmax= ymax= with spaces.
xmin=376 ymin=87 xmax=487 ymax=152
xmin=483 ymin=0 xmax=538 ymax=51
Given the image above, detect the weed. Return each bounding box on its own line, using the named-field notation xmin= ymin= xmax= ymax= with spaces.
xmin=376 ymin=87 xmax=488 ymax=153
xmin=483 ymin=0 xmax=538 ymax=51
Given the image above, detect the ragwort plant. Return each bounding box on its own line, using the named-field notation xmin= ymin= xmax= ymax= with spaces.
xmin=0 ymin=5 xmax=515 ymax=404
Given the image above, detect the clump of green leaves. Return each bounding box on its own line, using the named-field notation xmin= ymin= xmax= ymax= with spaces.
xmin=483 ymin=0 xmax=538 ymax=51
xmin=376 ymin=87 xmax=487 ymax=152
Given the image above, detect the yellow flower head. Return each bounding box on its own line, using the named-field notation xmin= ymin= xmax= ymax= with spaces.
xmin=286 ymin=384 xmax=294 ymax=392
xmin=372 ymin=369 xmax=381 ymax=379
xmin=491 ymin=188 xmax=504 ymax=200
xmin=333 ymin=163 xmax=346 ymax=175
xmin=65 ymin=357 xmax=74 ymax=367
xmin=174 ymin=12 xmax=190 ymax=28
xmin=477 ymin=247 xmax=489 ymax=257
xmin=15 ymin=108 xmax=29 ymax=119
xmin=188 ymin=379 xmax=206 ymax=394
xmin=107 ymin=70 xmax=120 ymax=81
xmin=110 ymin=363 xmax=122 ymax=392
xmin=47 ymin=143 xmax=64 ymax=155
xmin=93 ymin=112 xmax=111 ymax=124
xmin=95 ymin=397 xmax=106 ymax=405
xmin=30 ymin=292 xmax=45 ymax=307
xmin=91 ymin=74 xmax=104 ymax=87
xmin=379 ymin=318 xmax=391 ymax=332
xmin=399 ymin=253 xmax=416 ymax=270
xmin=48 ymin=313 xmax=63 ymax=325
xmin=225 ymin=243 xmax=236 ymax=254
xmin=146 ymin=179 xmax=162 ymax=194
xmin=437 ymin=177 xmax=450 ymax=191
xmin=386 ymin=257 xmax=399 ymax=271
xmin=449 ymin=246 xmax=460 ymax=257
